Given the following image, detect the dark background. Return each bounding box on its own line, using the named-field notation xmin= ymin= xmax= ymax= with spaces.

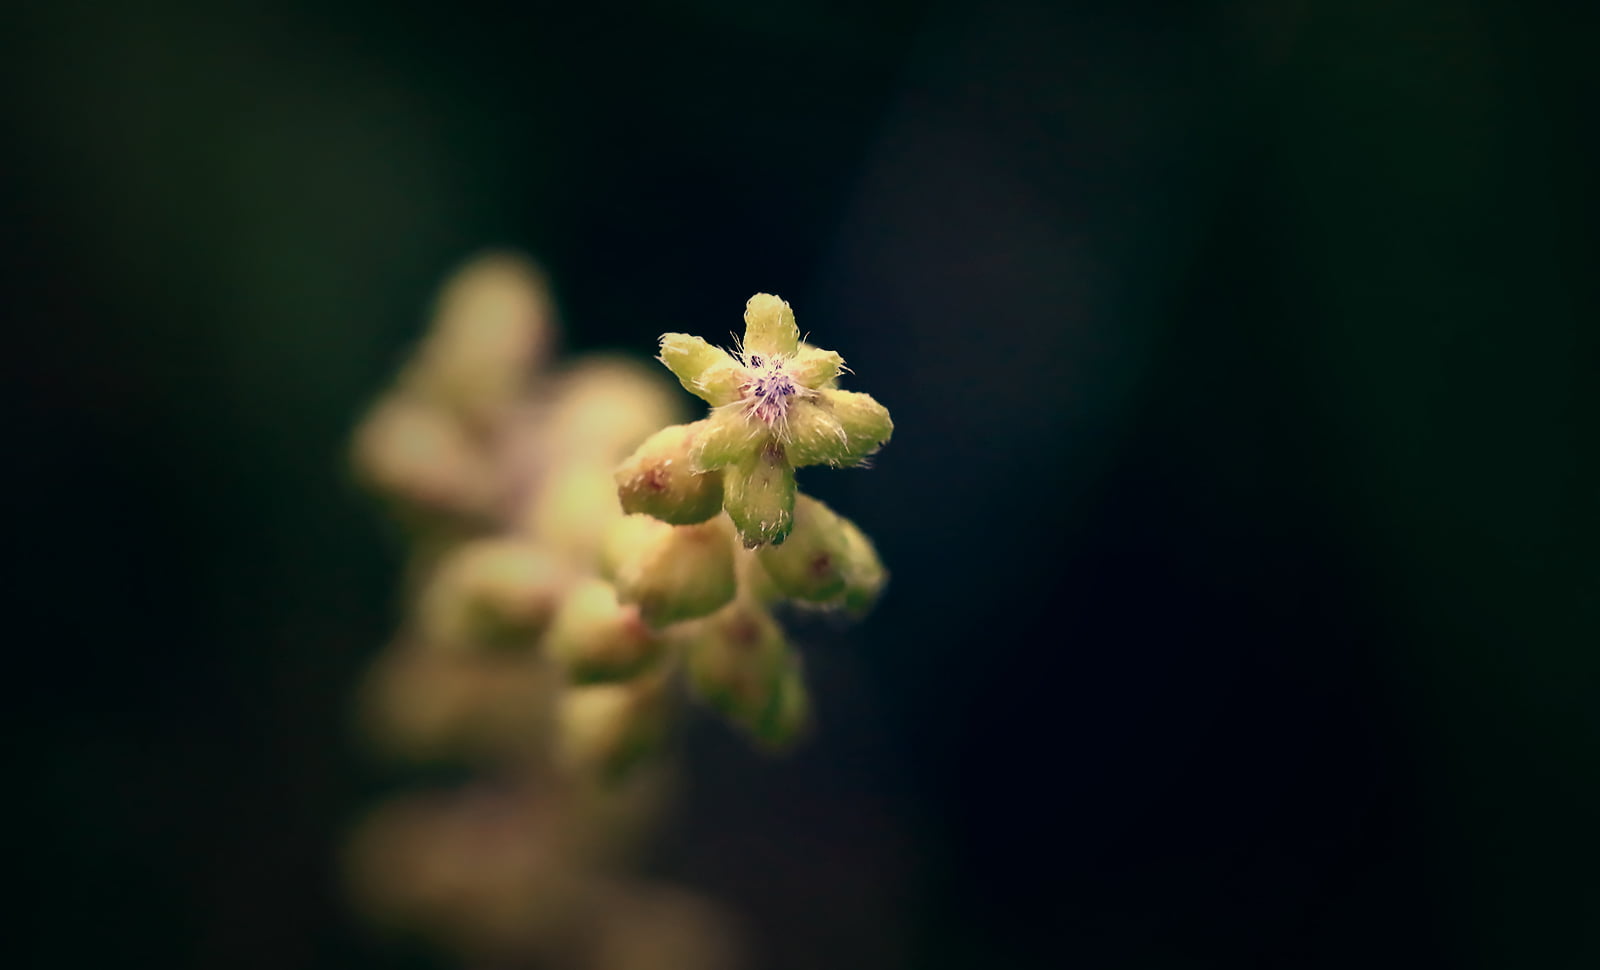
xmin=8 ymin=1 xmax=1596 ymax=968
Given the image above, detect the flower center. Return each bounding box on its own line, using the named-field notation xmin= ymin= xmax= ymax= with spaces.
xmin=745 ymin=357 xmax=799 ymax=424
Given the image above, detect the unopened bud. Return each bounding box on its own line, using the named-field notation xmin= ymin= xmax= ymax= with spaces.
xmin=403 ymin=252 xmax=553 ymax=425
xmin=520 ymin=462 xmax=624 ymax=567
xmin=721 ymin=441 xmax=795 ymax=547
xmin=754 ymin=494 xmax=851 ymax=602
xmin=836 ymin=514 xmax=888 ymax=613
xmin=418 ymin=539 xmax=566 ymax=650
xmin=681 ymin=601 xmax=789 ymax=732
xmin=610 ymin=516 xmax=737 ymax=627
xmin=556 ymin=674 xmax=670 ymax=781
xmin=751 ymin=656 xmax=811 ymax=751
xmin=545 ymin=579 xmax=664 ymax=683
xmin=600 ymin=513 xmax=670 ymax=583
xmin=351 ymin=396 xmax=497 ymax=518
xmin=544 ymin=356 xmax=684 ymax=462
xmin=615 ymin=422 xmax=725 ymax=524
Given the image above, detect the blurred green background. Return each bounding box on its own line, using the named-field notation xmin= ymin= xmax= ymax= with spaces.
xmin=8 ymin=0 xmax=1595 ymax=968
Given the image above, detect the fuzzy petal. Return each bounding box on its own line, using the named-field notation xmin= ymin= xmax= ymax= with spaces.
xmin=721 ymin=443 xmax=796 ymax=547
xmin=741 ymin=294 xmax=799 ymax=361
xmin=659 ymin=333 xmax=745 ymax=405
xmin=786 ymin=344 xmax=844 ymax=389
xmin=784 ymin=390 xmax=893 ymax=467
xmin=690 ymin=407 xmax=771 ymax=472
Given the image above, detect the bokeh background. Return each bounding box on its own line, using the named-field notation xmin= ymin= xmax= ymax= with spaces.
xmin=9 ymin=0 xmax=1596 ymax=967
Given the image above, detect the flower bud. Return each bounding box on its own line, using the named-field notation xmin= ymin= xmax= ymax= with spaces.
xmin=751 ymin=656 xmax=811 ymax=751
xmin=600 ymin=513 xmax=670 ymax=583
xmin=520 ymin=461 xmax=623 ymax=567
xmin=544 ymin=579 xmax=664 ymax=683
xmin=836 ymin=514 xmax=888 ymax=613
xmin=610 ymin=517 xmax=738 ymax=627
xmin=741 ymin=293 xmax=799 ymax=360
xmin=556 ymin=674 xmax=670 ymax=780
xmin=614 ymin=422 xmax=725 ymax=524
xmin=754 ymin=495 xmax=851 ymax=602
xmin=417 ymin=539 xmax=566 ymax=650
xmin=544 ymin=356 xmax=684 ymax=463
xmin=721 ymin=442 xmax=795 ymax=547
xmin=351 ymin=396 xmax=497 ymax=518
xmin=403 ymin=252 xmax=553 ymax=426
xmin=358 ymin=643 xmax=558 ymax=762
xmin=681 ymin=601 xmax=789 ymax=731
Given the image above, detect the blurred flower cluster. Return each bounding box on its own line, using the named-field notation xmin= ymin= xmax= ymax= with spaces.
xmin=344 ymin=254 xmax=890 ymax=969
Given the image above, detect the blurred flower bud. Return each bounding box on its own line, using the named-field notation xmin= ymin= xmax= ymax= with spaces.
xmin=751 ymin=655 xmax=811 ymax=752
xmin=403 ymin=252 xmax=554 ymax=426
xmin=344 ymin=785 xmax=588 ymax=958
xmin=721 ymin=442 xmax=795 ymax=547
xmin=545 ymin=579 xmax=664 ymax=683
xmin=681 ymin=600 xmax=791 ymax=736
xmin=544 ymin=356 xmax=683 ymax=463
xmin=615 ymin=421 xmax=725 ymax=524
xmin=599 ymin=513 xmax=669 ymax=583
xmin=418 ymin=538 xmax=566 ymax=651
xmin=754 ymin=494 xmax=852 ymax=602
xmin=610 ymin=516 xmax=737 ymax=627
xmin=358 ymin=644 xmax=558 ymax=763
xmin=351 ymin=395 xmax=497 ymax=519
xmin=835 ymin=513 xmax=888 ymax=613
xmin=556 ymin=673 xmax=671 ymax=781
xmin=585 ymin=885 xmax=742 ymax=970
xmin=521 ymin=461 xmax=623 ymax=567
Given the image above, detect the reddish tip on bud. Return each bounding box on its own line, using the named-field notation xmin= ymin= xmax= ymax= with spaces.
xmin=544 ymin=579 xmax=665 ymax=683
xmin=615 ymin=422 xmax=725 ymax=525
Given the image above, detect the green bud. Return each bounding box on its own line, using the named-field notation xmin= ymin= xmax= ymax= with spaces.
xmin=785 ymin=389 xmax=893 ymax=468
xmin=611 ymin=517 xmax=737 ymax=627
xmin=518 ymin=461 xmax=623 ymax=568
xmin=659 ymin=333 xmax=745 ymax=406
xmin=742 ymin=293 xmax=799 ymax=360
xmin=734 ymin=545 xmax=784 ymax=605
xmin=556 ymin=673 xmax=670 ymax=781
xmin=351 ymin=396 xmax=499 ymax=520
xmin=417 ymin=539 xmax=566 ymax=650
xmin=835 ymin=515 xmax=888 ymax=613
xmin=752 ymin=656 xmax=811 ymax=751
xmin=721 ymin=442 xmax=796 ymax=547
xmin=681 ymin=601 xmax=789 ymax=730
xmin=614 ymin=421 xmax=725 ymax=524
xmin=544 ymin=578 xmax=664 ymax=683
xmin=402 ymin=252 xmax=552 ymax=426
xmin=754 ymin=494 xmax=851 ymax=602
xmin=600 ymin=513 xmax=671 ymax=583
xmin=544 ymin=356 xmax=685 ymax=463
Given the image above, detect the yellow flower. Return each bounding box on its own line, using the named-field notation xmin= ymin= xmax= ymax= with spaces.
xmin=654 ymin=294 xmax=893 ymax=546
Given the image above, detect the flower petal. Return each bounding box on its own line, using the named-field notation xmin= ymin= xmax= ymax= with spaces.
xmin=786 ymin=344 xmax=844 ymax=389
xmin=659 ymin=333 xmax=744 ymax=405
xmin=689 ymin=407 xmax=771 ymax=472
xmin=741 ymin=294 xmax=799 ymax=361
xmin=784 ymin=390 xmax=893 ymax=467
xmin=722 ymin=442 xmax=796 ymax=547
